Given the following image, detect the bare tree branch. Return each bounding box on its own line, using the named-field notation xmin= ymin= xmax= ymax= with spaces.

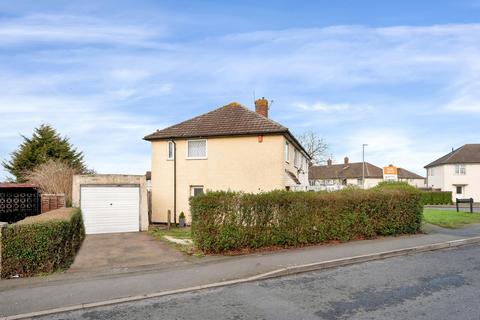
xmin=297 ymin=131 xmax=328 ymax=165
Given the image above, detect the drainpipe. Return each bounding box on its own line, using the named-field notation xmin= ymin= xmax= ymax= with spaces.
xmin=172 ymin=140 xmax=177 ymax=225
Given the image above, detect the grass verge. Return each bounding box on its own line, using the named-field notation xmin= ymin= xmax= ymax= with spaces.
xmin=150 ymin=227 xmax=202 ymax=256
xmin=423 ymin=208 xmax=480 ymax=228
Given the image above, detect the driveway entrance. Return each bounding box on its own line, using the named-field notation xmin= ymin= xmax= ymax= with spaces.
xmin=69 ymin=232 xmax=187 ymax=274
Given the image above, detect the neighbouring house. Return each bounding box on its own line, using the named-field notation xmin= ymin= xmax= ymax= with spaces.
xmin=425 ymin=144 xmax=480 ymax=202
xmin=309 ymin=158 xmax=425 ymax=189
xmin=144 ymin=98 xmax=311 ymax=223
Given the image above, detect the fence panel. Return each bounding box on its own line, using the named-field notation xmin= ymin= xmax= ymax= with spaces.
xmin=0 ymin=188 xmax=40 ymax=223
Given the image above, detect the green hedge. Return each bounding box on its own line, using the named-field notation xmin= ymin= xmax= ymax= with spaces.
xmin=190 ymin=187 xmax=423 ymax=253
xmin=421 ymin=191 xmax=452 ymax=205
xmin=1 ymin=209 xmax=85 ymax=278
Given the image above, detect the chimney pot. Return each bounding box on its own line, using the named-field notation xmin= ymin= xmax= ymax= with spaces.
xmin=327 ymin=159 xmax=332 ymax=166
xmin=344 ymin=157 xmax=349 ymax=165
xmin=255 ymin=97 xmax=269 ymax=118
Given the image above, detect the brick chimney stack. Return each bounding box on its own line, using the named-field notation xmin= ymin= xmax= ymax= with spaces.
xmin=327 ymin=159 xmax=332 ymax=166
xmin=255 ymin=97 xmax=269 ymax=118
xmin=344 ymin=157 xmax=349 ymax=165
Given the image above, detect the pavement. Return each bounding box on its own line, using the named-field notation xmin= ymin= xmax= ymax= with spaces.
xmin=425 ymin=204 xmax=480 ymax=212
xmin=1 ymin=224 xmax=480 ymax=318
xmin=37 ymin=243 xmax=480 ymax=320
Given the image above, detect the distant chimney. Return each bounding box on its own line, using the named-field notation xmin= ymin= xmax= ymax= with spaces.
xmin=255 ymin=97 xmax=269 ymax=118
xmin=327 ymin=159 xmax=332 ymax=166
xmin=344 ymin=157 xmax=349 ymax=165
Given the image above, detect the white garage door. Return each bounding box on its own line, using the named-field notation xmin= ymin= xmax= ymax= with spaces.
xmin=80 ymin=186 xmax=140 ymax=234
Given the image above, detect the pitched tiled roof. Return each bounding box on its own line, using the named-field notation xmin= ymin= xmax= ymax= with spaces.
xmin=144 ymin=102 xmax=310 ymax=158
xmin=309 ymin=162 xmax=383 ymax=180
xmin=144 ymin=103 xmax=288 ymax=140
xmin=397 ymin=168 xmax=424 ymax=180
xmin=310 ymin=162 xmax=425 ymax=180
xmin=425 ymin=144 xmax=480 ymax=168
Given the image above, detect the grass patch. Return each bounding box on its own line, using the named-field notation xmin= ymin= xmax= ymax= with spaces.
xmin=423 ymin=208 xmax=480 ymax=228
xmin=151 ymin=226 xmax=191 ymax=239
xmin=150 ymin=227 xmax=202 ymax=256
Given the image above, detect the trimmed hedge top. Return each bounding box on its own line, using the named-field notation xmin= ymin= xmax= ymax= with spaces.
xmin=191 ymin=186 xmax=423 ymax=253
xmin=1 ymin=208 xmax=85 ymax=278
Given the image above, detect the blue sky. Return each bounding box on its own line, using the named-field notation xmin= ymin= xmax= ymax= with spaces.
xmin=1 ymin=0 xmax=480 ymax=179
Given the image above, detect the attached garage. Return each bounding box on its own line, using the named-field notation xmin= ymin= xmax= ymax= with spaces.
xmin=72 ymin=175 xmax=149 ymax=235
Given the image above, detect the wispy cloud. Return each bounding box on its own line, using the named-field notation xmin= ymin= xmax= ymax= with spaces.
xmin=293 ymin=101 xmax=371 ymax=113
xmin=443 ymin=78 xmax=480 ymax=113
xmin=2 ymin=12 xmax=480 ymax=178
xmin=0 ymin=14 xmax=163 ymax=46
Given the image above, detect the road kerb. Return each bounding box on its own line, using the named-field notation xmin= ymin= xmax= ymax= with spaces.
xmin=3 ymin=236 xmax=480 ymax=320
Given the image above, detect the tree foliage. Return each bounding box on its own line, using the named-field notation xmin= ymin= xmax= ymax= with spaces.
xmin=2 ymin=124 xmax=87 ymax=182
xmin=23 ymin=159 xmax=79 ymax=206
xmin=297 ymin=131 xmax=328 ymax=164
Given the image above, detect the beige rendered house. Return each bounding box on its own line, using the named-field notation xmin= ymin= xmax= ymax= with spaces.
xmin=144 ymin=98 xmax=311 ymax=223
xmin=425 ymin=144 xmax=480 ymax=202
xmin=309 ymin=158 xmax=425 ymax=189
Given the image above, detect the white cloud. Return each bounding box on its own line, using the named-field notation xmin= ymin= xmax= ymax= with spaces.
xmin=0 ymin=14 xmax=163 ymax=46
xmin=293 ymin=101 xmax=351 ymax=112
xmin=339 ymin=129 xmax=436 ymax=175
xmin=443 ymin=79 xmax=480 ymax=113
xmin=293 ymin=101 xmax=372 ymax=113
xmin=2 ymin=15 xmax=480 ymax=179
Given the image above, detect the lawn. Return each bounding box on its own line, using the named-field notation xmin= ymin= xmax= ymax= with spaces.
xmin=423 ymin=208 xmax=480 ymax=228
xmin=150 ymin=226 xmax=200 ymax=255
xmin=151 ymin=226 xmax=192 ymax=239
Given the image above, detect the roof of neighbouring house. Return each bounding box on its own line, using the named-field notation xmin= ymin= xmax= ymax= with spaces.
xmin=309 ymin=162 xmax=384 ymax=180
xmin=0 ymin=183 xmax=38 ymax=189
xmin=144 ymin=102 xmax=311 ymax=158
xmin=309 ymin=163 xmax=425 ymax=180
xmin=425 ymin=144 xmax=480 ymax=168
xmin=397 ymin=168 xmax=425 ymax=180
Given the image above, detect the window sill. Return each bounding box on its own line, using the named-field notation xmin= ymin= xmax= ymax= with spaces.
xmin=186 ymin=157 xmax=208 ymax=160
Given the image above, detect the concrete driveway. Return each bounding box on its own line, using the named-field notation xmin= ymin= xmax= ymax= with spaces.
xmin=68 ymin=232 xmax=188 ymax=274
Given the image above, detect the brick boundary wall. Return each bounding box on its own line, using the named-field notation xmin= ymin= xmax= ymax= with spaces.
xmin=41 ymin=194 xmax=66 ymax=214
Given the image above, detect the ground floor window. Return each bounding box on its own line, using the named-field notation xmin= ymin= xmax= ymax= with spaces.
xmin=190 ymin=186 xmax=204 ymax=197
xmin=456 ymin=186 xmax=463 ymax=195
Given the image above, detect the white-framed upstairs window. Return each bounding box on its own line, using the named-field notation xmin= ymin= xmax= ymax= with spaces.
xmin=285 ymin=141 xmax=290 ymax=163
xmin=294 ymin=149 xmax=300 ymax=168
xmin=167 ymin=141 xmax=174 ymax=160
xmin=187 ymin=139 xmax=207 ymax=159
xmin=455 ymin=164 xmax=466 ymax=175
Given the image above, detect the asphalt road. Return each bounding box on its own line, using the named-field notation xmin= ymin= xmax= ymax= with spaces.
xmin=37 ymin=244 xmax=480 ymax=320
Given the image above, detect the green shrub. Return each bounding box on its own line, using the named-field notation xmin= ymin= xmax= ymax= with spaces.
xmin=190 ymin=187 xmax=422 ymax=253
xmin=420 ymin=191 xmax=452 ymax=205
xmin=1 ymin=208 xmax=85 ymax=278
xmin=374 ymin=181 xmax=417 ymax=191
